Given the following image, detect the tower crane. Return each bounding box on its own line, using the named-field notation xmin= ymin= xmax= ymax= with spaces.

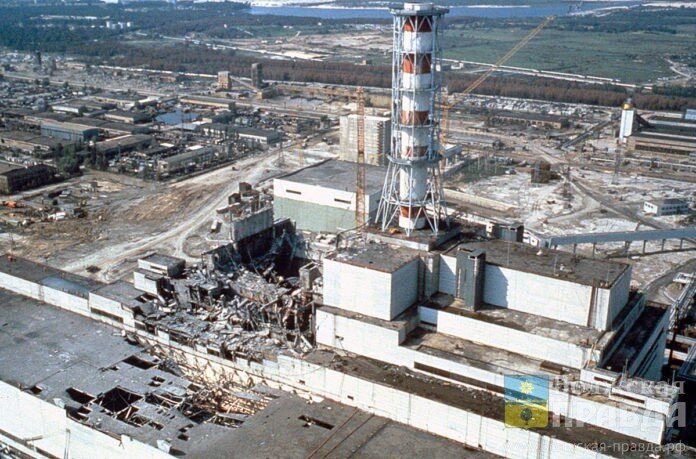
xmin=441 ymin=16 xmax=555 ymax=146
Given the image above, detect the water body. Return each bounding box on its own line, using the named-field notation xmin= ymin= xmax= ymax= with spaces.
xmin=249 ymin=2 xmax=642 ymax=19
xmin=156 ymin=109 xmax=200 ymax=125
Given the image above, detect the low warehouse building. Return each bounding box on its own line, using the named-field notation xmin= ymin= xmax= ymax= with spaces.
xmin=95 ymin=135 xmax=153 ymax=158
xmin=157 ymin=147 xmax=217 ymax=175
xmin=235 ymin=127 xmax=282 ymax=149
xmin=643 ymin=198 xmax=690 ymax=216
xmin=0 ymin=163 xmax=59 ymax=194
xmin=273 ymin=159 xmax=385 ymax=233
xmin=40 ymin=121 xmax=98 ymax=142
xmin=0 ymin=131 xmax=73 ymax=158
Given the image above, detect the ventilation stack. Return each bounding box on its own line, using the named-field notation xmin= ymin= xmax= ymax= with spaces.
xmin=619 ymin=98 xmax=635 ymax=143
xmin=377 ymin=2 xmax=448 ymax=235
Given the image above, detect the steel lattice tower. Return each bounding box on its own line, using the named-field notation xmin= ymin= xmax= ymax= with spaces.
xmin=377 ymin=2 xmax=448 ymax=235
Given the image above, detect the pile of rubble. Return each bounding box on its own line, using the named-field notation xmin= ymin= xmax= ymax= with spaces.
xmin=134 ymin=243 xmax=314 ymax=364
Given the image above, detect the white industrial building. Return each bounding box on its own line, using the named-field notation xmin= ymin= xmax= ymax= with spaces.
xmin=273 ymin=159 xmax=386 ymax=233
xmin=339 ymin=114 xmax=391 ymax=165
xmin=643 ymin=198 xmax=690 ymax=216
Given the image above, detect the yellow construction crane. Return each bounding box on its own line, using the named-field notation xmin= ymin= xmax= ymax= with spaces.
xmin=441 ymin=16 xmax=555 ymax=146
xmin=355 ymin=87 xmax=366 ymax=230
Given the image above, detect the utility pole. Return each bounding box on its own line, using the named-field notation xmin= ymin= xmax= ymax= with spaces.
xmin=612 ymin=146 xmax=623 ymax=185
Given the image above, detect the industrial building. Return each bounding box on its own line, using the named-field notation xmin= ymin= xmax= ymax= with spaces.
xmin=92 ymin=92 xmax=153 ymax=110
xmin=103 ymin=110 xmax=152 ymax=124
xmin=339 ymin=114 xmax=391 ymax=165
xmin=40 ymin=121 xmax=99 ymax=142
xmin=0 ymin=162 xmax=59 ymax=194
xmin=0 ymin=130 xmax=72 ymax=158
xmin=180 ymin=95 xmax=236 ymax=111
xmin=94 ymin=134 xmax=153 ymax=158
xmin=157 ymin=146 xmax=217 ymax=175
xmin=620 ymin=101 xmax=696 ymax=156
xmin=490 ymin=110 xmax=568 ymax=129
xmin=234 ymin=127 xmax=282 ymax=149
xmin=643 ymin=198 xmax=691 ymax=216
xmin=273 ymin=159 xmax=385 ymax=233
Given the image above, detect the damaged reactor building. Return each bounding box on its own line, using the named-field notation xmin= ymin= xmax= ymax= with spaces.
xmin=0 ymin=3 xmax=694 ymax=459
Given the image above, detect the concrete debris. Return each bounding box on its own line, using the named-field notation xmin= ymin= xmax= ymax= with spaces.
xmin=136 ymin=236 xmax=315 ymax=362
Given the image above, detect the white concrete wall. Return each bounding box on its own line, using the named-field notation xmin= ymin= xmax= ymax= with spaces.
xmin=323 ymin=258 xmax=418 ymax=321
xmin=134 ymin=271 xmax=159 ymax=295
xmin=315 ymin=308 xmax=667 ymax=444
xmin=42 ymin=286 xmax=89 ymax=315
xmin=420 ymin=306 xmax=589 ymax=369
xmin=484 ymin=265 xmax=595 ymax=326
xmin=0 ymin=271 xmax=41 ymax=298
xmin=89 ymin=293 xmax=126 ymax=317
xmin=608 ymin=267 xmax=631 ymax=327
xmin=0 ymin=381 xmax=171 ymax=459
xmin=438 ymin=254 xmax=457 ymax=295
xmin=315 ymin=309 xmax=413 ymax=367
xmin=273 ymin=178 xmax=380 ymax=213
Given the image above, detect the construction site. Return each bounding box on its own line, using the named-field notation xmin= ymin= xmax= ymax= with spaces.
xmin=1 ymin=2 xmax=696 ymax=458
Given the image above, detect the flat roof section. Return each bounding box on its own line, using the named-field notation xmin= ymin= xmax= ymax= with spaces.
xmin=328 ymin=242 xmax=420 ymax=273
xmin=0 ymin=254 xmax=103 ymax=293
xmin=276 ymin=159 xmax=385 ymax=195
xmin=141 ymin=252 xmax=185 ymax=268
xmin=456 ymin=240 xmax=629 ymax=287
xmin=0 ymin=287 xmax=496 ymax=458
xmin=304 ymin=349 xmax=664 ymax=456
xmin=0 ymin=287 xmax=245 ymax=456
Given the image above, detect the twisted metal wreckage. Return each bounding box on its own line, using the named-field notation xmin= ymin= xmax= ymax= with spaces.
xmin=134 ymin=230 xmax=318 ymax=364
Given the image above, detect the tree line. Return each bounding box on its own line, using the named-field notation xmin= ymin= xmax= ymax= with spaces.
xmin=103 ymin=44 xmax=696 ymax=111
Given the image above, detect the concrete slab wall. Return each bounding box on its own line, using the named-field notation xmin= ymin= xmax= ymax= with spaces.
xmin=323 ymin=258 xmax=418 ymax=321
xmin=420 ymin=306 xmax=589 ymax=368
xmin=315 ymin=309 xmax=412 ymax=367
xmin=0 ymin=271 xmax=40 ymax=298
xmin=134 ymin=271 xmax=159 ymax=295
xmin=314 ymin=308 xmax=667 ymax=443
xmin=484 ymin=265 xmax=595 ymax=327
xmin=42 ymin=286 xmax=89 ymax=315
xmin=231 ymin=207 xmax=273 ymax=242
xmin=439 ymin=254 xmax=457 ymax=295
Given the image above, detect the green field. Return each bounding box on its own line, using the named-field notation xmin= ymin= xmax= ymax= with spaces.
xmin=443 ymin=25 xmax=695 ymax=83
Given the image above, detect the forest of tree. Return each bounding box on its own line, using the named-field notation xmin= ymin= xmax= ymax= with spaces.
xmin=1 ymin=3 xmax=694 ymax=110
xmin=101 ymin=44 xmax=696 ymax=111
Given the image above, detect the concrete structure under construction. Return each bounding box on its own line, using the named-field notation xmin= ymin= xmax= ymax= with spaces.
xmin=273 ymin=159 xmax=385 ymax=233
xmin=339 ymin=114 xmax=391 ymax=165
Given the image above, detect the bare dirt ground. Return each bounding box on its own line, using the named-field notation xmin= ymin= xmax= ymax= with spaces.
xmin=0 ymin=137 xmax=338 ymax=282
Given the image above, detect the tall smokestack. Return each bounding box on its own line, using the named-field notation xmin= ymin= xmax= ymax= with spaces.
xmin=377 ymin=2 xmax=448 ymax=235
